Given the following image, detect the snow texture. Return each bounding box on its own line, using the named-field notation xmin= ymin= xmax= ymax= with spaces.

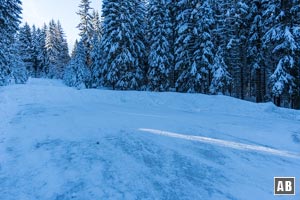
xmin=0 ymin=78 xmax=300 ymax=199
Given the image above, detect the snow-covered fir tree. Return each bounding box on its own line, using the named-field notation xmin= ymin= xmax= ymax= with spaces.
xmin=31 ymin=25 xmax=50 ymax=78
xmin=225 ymin=1 xmax=249 ymax=99
xmin=10 ymin=36 xmax=28 ymax=84
xmin=91 ymin=36 xmax=103 ymax=87
xmin=210 ymin=47 xmax=232 ymax=94
xmin=263 ymin=0 xmax=300 ymax=108
xmin=91 ymin=10 xmax=102 ymax=41
xmin=247 ymin=0 xmax=265 ymax=102
xmin=174 ymin=0 xmax=198 ymax=93
xmin=90 ymin=9 xmax=103 ymax=87
xmin=39 ymin=24 xmax=50 ymax=77
xmin=77 ymin=0 xmax=93 ymax=70
xmin=18 ymin=23 xmax=35 ymax=76
xmin=147 ymin=0 xmax=173 ymax=91
xmin=45 ymin=20 xmax=69 ymax=79
xmin=45 ymin=20 xmax=59 ymax=78
xmin=32 ymin=25 xmax=48 ymax=77
xmin=194 ymin=0 xmax=215 ymax=94
xmin=0 ymin=0 xmax=27 ymax=85
xmin=100 ymin=0 xmax=146 ymax=90
xmin=64 ymin=40 xmax=91 ymax=89
xmin=132 ymin=0 xmax=148 ymax=89
xmin=71 ymin=40 xmax=79 ymax=58
xmin=55 ymin=21 xmax=70 ymax=78
xmin=77 ymin=0 xmax=93 ymax=43
xmin=31 ymin=25 xmax=40 ymax=77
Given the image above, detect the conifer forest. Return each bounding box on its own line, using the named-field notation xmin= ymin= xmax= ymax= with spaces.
xmin=1 ymin=0 xmax=300 ymax=109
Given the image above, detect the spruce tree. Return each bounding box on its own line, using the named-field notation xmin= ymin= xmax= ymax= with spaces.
xmin=194 ymin=0 xmax=215 ymax=93
xmin=91 ymin=10 xmax=102 ymax=41
xmin=10 ymin=36 xmax=28 ymax=84
xmin=41 ymin=24 xmax=50 ymax=77
xmin=174 ymin=0 xmax=215 ymax=93
xmin=64 ymin=40 xmax=90 ymax=89
xmin=101 ymin=0 xmax=145 ymax=90
xmin=0 ymin=0 xmax=26 ymax=85
xmin=77 ymin=0 xmax=93 ymax=42
xmin=247 ymin=0 xmax=265 ymax=102
xmin=31 ymin=25 xmax=39 ymax=77
xmin=56 ymin=21 xmax=70 ymax=78
xmin=147 ymin=0 xmax=173 ymax=91
xmin=18 ymin=23 xmax=35 ymax=76
xmin=90 ymin=9 xmax=103 ymax=87
xmin=174 ymin=0 xmax=199 ymax=93
xmin=45 ymin=20 xmax=59 ymax=78
xmin=210 ymin=47 xmax=232 ymax=94
xmin=45 ymin=20 xmax=69 ymax=79
xmin=225 ymin=1 xmax=249 ymax=99
xmin=36 ymin=25 xmax=48 ymax=77
xmin=77 ymin=0 xmax=93 ymax=71
xmin=263 ymin=0 xmax=300 ymax=107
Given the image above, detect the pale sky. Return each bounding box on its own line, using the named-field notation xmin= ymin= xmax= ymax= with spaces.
xmin=22 ymin=0 xmax=102 ymax=51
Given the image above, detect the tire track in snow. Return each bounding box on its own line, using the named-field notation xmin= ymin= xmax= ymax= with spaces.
xmin=139 ymin=128 xmax=300 ymax=159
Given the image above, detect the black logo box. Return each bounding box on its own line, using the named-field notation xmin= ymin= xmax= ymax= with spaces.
xmin=274 ymin=177 xmax=295 ymax=195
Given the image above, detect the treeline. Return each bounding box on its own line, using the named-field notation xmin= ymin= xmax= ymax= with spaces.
xmin=65 ymin=0 xmax=300 ymax=109
xmin=1 ymin=0 xmax=299 ymax=109
xmin=19 ymin=20 xmax=70 ymax=79
xmin=0 ymin=1 xmax=69 ymax=84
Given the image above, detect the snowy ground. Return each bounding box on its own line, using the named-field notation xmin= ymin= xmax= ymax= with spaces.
xmin=0 ymin=78 xmax=300 ymax=200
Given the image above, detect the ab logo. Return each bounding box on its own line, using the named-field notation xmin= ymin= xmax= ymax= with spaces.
xmin=274 ymin=177 xmax=295 ymax=195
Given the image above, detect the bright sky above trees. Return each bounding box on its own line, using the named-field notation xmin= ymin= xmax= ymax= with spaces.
xmin=22 ymin=0 xmax=102 ymax=51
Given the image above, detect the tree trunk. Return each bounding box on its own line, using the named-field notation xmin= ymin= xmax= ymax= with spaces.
xmin=256 ymin=68 xmax=262 ymax=103
xmin=274 ymin=96 xmax=281 ymax=107
xmin=240 ymin=66 xmax=244 ymax=100
xmin=262 ymin=66 xmax=267 ymax=101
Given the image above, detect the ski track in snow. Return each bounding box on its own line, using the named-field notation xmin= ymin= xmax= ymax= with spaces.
xmin=139 ymin=128 xmax=300 ymax=159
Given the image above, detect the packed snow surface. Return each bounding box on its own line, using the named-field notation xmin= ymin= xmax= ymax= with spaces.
xmin=0 ymin=78 xmax=300 ymax=200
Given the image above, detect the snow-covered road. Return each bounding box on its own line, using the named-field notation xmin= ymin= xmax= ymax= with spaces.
xmin=0 ymin=78 xmax=300 ymax=199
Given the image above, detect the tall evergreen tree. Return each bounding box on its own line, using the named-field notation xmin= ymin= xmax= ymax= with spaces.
xmin=55 ymin=21 xmax=70 ymax=78
xmin=91 ymin=9 xmax=102 ymax=41
xmin=64 ymin=40 xmax=90 ymax=89
xmin=31 ymin=25 xmax=48 ymax=78
xmin=11 ymin=35 xmax=28 ymax=84
xmin=210 ymin=47 xmax=232 ymax=94
xmin=40 ymin=24 xmax=50 ymax=77
xmin=77 ymin=0 xmax=93 ymax=70
xmin=31 ymin=25 xmax=39 ymax=77
xmin=263 ymin=0 xmax=300 ymax=108
xmin=45 ymin=20 xmax=69 ymax=79
xmin=0 ymin=0 xmax=27 ymax=85
xmin=36 ymin=25 xmax=48 ymax=77
xmin=101 ymin=0 xmax=145 ymax=90
xmin=247 ymin=0 xmax=265 ymax=102
xmin=174 ymin=0 xmax=215 ymax=93
xmin=225 ymin=1 xmax=249 ymax=99
xmin=18 ymin=23 xmax=35 ymax=76
xmin=132 ymin=0 xmax=148 ymax=89
xmin=77 ymin=0 xmax=93 ymax=42
xmin=194 ymin=0 xmax=215 ymax=94
xmin=166 ymin=0 xmax=178 ymax=89
xmin=147 ymin=0 xmax=173 ymax=91
xmin=90 ymin=9 xmax=103 ymax=87
xmin=174 ymin=0 xmax=198 ymax=93
xmin=91 ymin=36 xmax=102 ymax=87
xmin=45 ymin=20 xmax=59 ymax=78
